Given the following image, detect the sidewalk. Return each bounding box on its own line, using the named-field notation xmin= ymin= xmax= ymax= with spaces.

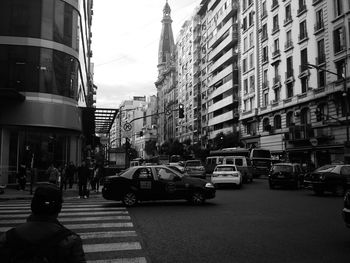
xmin=0 ymin=185 xmax=102 ymax=201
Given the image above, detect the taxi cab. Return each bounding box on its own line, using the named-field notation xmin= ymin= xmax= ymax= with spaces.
xmin=102 ymin=165 xmax=216 ymax=206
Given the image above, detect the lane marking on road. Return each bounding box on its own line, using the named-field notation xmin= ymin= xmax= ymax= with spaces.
xmin=84 ymin=242 xmax=141 ymax=253
xmin=1 ymin=216 xmax=131 ymax=224
xmin=0 ymin=207 xmax=126 ymax=214
xmin=0 ymin=222 xmax=133 ymax=233
xmin=0 ymin=204 xmax=117 ymax=209
xmin=79 ymin=230 xmax=137 ymax=239
xmin=0 ymin=211 xmax=129 ymax=218
xmin=87 ymin=257 xmax=147 ymax=263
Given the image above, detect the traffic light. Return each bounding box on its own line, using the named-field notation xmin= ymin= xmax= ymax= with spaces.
xmin=315 ymin=108 xmax=322 ymax=121
xmin=179 ymin=103 xmax=184 ymax=118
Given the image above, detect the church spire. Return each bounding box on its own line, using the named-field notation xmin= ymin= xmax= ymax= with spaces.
xmin=158 ymin=0 xmax=175 ymax=72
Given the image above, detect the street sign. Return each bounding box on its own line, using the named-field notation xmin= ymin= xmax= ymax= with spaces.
xmin=123 ymin=122 xmax=132 ymax=131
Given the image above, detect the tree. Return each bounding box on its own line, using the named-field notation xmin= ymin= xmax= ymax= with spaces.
xmin=169 ymin=140 xmax=184 ymax=156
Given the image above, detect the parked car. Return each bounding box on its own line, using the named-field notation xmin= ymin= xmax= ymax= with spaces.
xmin=304 ymin=164 xmax=350 ymax=196
xmin=268 ymin=163 xmax=303 ymax=189
xmin=102 ymin=165 xmax=215 ymax=206
xmin=184 ymin=160 xmax=206 ymax=179
xmin=211 ymin=165 xmax=242 ymax=188
xmin=343 ymin=191 xmax=350 ymax=228
xmin=222 ymin=156 xmax=253 ymax=183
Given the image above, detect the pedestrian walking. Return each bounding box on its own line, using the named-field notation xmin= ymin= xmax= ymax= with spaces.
xmin=17 ymin=164 xmax=27 ymax=191
xmin=92 ymin=164 xmax=103 ymax=193
xmin=0 ymin=184 xmax=86 ymax=263
xmin=66 ymin=161 xmax=76 ymax=189
xmin=47 ymin=163 xmax=60 ymax=186
xmin=77 ymin=160 xmax=90 ymax=199
xmin=59 ymin=164 xmax=68 ymax=192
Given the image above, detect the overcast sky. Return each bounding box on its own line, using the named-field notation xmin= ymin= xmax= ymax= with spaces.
xmin=91 ymin=0 xmax=201 ymax=109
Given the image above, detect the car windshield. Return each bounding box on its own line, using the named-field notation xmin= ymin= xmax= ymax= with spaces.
xmin=186 ymin=161 xmax=202 ymax=166
xmin=252 ymin=150 xmax=271 ymax=158
xmin=314 ymin=165 xmax=336 ymax=172
xmin=216 ymin=166 xmax=236 ymax=172
xmin=272 ymin=165 xmax=293 ymax=173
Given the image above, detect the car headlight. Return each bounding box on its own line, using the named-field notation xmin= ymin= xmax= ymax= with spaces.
xmin=319 ymin=175 xmax=325 ymax=180
xmin=205 ymin=182 xmax=215 ymax=188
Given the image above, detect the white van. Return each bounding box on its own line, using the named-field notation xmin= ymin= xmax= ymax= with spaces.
xmin=222 ymin=156 xmax=253 ymax=183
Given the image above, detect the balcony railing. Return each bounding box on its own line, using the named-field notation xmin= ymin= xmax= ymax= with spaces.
xmin=273 ymin=75 xmax=281 ymax=85
xmin=314 ymin=21 xmax=324 ymax=32
xmin=285 ymin=70 xmax=294 ymax=79
xmin=271 ymin=1 xmax=279 ymax=11
xmin=261 ymin=10 xmax=267 ymax=19
xmin=284 ymin=17 xmax=292 ymax=26
xmin=272 ymin=26 xmax=280 ymax=34
xmin=261 ymin=33 xmax=268 ymax=41
xmin=284 ymin=40 xmax=293 ymax=50
xmin=316 ymin=53 xmax=326 ymax=65
xmin=272 ymin=49 xmax=280 ymax=57
xmin=299 ymin=64 xmax=309 ymax=74
xmin=262 ymin=80 xmax=269 ymax=89
xmin=298 ymin=32 xmax=308 ymax=42
xmin=297 ymin=5 xmax=307 ymax=16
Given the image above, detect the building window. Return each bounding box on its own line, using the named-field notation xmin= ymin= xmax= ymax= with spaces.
xmin=315 ymin=8 xmax=324 ymax=31
xmin=318 ymin=70 xmax=326 ymax=88
xmin=262 ymin=46 xmax=268 ymax=62
xmin=274 ymin=115 xmax=282 ymax=129
xmin=249 ymin=53 xmax=254 ymax=69
xmin=249 ymin=75 xmax=255 ymax=92
xmin=243 ymin=37 xmax=248 ymax=52
xmin=299 ymin=20 xmax=307 ymax=41
xmin=274 ymin=87 xmax=280 ymax=101
xmin=243 ymin=17 xmax=247 ymax=31
xmin=249 ymin=31 xmax=254 ymax=48
xmin=286 ymin=82 xmax=294 ymax=98
xmin=286 ymin=56 xmax=293 ymax=78
xmin=263 ymin=69 xmax=268 ymax=88
xmin=244 ymin=79 xmax=248 ymax=94
xmin=262 ymin=24 xmax=268 ymax=40
xmin=249 ymin=11 xmax=254 ymax=26
xmin=300 ymin=48 xmax=308 ymax=72
xmin=335 ymin=60 xmax=345 ymax=80
xmin=263 ymin=118 xmax=270 ymax=131
xmin=334 ymin=27 xmax=345 ymax=53
xmin=300 ymin=108 xmax=311 ymax=125
xmin=301 ymin=76 xmax=308 ymax=93
xmin=273 ymin=38 xmax=280 ymax=56
xmin=243 ymin=58 xmax=247 ymax=72
xmin=317 ymin=39 xmax=325 ymax=64
xmin=273 ymin=14 xmax=279 ymax=32
xmin=263 ymin=92 xmax=269 ymax=107
xmin=335 ymin=0 xmax=343 ymax=17
xmin=316 ymin=104 xmax=328 ymax=121
xmin=285 ymin=4 xmax=291 ymax=23
xmin=286 ymin=111 xmax=294 ymax=127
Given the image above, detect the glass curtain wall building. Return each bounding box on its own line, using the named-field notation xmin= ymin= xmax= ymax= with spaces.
xmin=0 ymin=0 xmax=94 ymax=184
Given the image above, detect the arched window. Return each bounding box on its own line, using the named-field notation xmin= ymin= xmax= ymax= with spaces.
xmin=274 ymin=115 xmax=282 ymax=129
xmin=316 ymin=103 xmax=328 ymax=121
xmin=286 ymin=111 xmax=294 ymax=127
xmin=300 ymin=108 xmax=311 ymax=125
xmin=263 ymin=118 xmax=270 ymax=131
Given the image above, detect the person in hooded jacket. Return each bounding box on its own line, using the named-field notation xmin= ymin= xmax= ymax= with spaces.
xmin=0 ymin=184 xmax=86 ymax=263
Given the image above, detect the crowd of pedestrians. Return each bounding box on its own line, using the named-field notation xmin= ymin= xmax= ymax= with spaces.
xmin=16 ymin=160 xmax=105 ymax=199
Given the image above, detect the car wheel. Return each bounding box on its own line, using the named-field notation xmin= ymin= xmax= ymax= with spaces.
xmin=333 ymin=185 xmax=345 ymax=197
xmin=122 ymin=192 xmax=138 ymax=207
xmin=190 ymin=191 xmax=205 ymax=205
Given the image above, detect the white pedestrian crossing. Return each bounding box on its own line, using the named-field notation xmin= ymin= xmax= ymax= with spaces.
xmin=0 ymin=199 xmax=148 ymax=263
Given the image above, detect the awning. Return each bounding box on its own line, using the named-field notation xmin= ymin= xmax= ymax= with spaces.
xmin=95 ymin=108 xmax=118 ymax=134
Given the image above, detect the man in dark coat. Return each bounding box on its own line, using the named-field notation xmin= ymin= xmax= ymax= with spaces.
xmin=77 ymin=161 xmax=90 ymax=199
xmin=66 ymin=161 xmax=76 ymax=188
xmin=0 ymin=184 xmax=86 ymax=262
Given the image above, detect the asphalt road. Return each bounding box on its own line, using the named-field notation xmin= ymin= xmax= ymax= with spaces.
xmin=128 ymin=179 xmax=350 ymax=263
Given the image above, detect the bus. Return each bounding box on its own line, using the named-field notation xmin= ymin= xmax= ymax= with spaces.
xmin=207 ymin=147 xmax=271 ymax=177
xmin=250 ymin=148 xmax=272 ymax=177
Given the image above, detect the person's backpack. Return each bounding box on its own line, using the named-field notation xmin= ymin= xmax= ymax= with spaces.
xmin=5 ymin=227 xmax=73 ymax=263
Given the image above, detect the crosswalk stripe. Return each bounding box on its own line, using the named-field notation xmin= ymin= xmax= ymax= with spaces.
xmin=0 ymin=207 xmax=126 ymax=214
xmin=87 ymin=257 xmax=147 ymax=263
xmin=84 ymin=242 xmax=141 ymax=253
xmin=64 ymin=222 xmax=133 ymax=230
xmin=0 ymin=204 xmax=116 ymax=209
xmin=1 ymin=216 xmax=131 ymax=224
xmin=79 ymin=230 xmax=137 ymax=239
xmin=0 ymin=211 xmax=129 ymax=218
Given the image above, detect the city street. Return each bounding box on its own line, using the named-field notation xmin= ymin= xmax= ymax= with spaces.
xmin=1 ymin=179 xmax=349 ymax=263
xmin=128 ymin=179 xmax=349 ymax=263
